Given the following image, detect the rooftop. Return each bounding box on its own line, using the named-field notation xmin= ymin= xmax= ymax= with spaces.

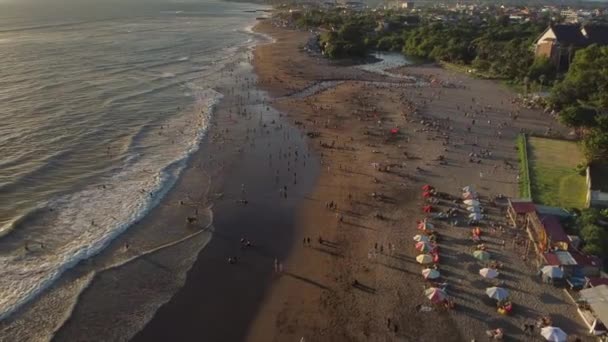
xmin=508 ymin=199 xmax=536 ymax=214
xmin=539 ymin=214 xmax=569 ymax=243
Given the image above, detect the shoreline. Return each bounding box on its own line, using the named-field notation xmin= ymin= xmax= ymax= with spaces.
xmin=2 ymin=11 xmax=594 ymax=342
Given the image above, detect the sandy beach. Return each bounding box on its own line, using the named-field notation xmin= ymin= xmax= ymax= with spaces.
xmin=245 ymin=19 xmax=592 ymax=342
xmin=3 ymin=15 xmax=593 ymax=342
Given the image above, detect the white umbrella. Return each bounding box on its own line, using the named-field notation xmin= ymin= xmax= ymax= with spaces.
xmin=466 ymin=206 xmax=481 ymax=212
xmin=422 ymin=268 xmax=440 ymax=279
xmin=479 ymin=268 xmax=499 ymax=279
xmin=463 ymin=199 xmax=480 ymax=206
xmin=462 ymin=185 xmax=475 ymax=193
xmin=413 ymin=234 xmax=430 ymax=242
xmin=541 ymin=266 xmax=564 ymax=279
xmin=486 ymin=287 xmax=509 ymax=300
xmin=469 ymin=213 xmax=483 ymax=220
xmin=541 ymin=326 xmax=567 ymax=342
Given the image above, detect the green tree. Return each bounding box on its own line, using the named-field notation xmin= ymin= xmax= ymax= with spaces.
xmin=581 ymin=128 xmax=608 ymax=161
xmin=558 ymin=106 xmax=598 ymax=127
xmin=527 ymin=57 xmax=555 ymax=83
xmin=580 ymin=223 xmax=608 ymax=256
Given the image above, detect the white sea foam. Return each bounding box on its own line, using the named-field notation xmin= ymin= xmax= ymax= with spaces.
xmin=0 ymin=88 xmax=223 ymax=321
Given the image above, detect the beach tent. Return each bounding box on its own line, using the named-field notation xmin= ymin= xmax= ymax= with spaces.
xmin=540 ymin=326 xmax=567 ymax=342
xmin=469 ymin=213 xmax=483 ymax=221
xmin=416 ymin=254 xmax=433 ymax=264
xmin=473 ymin=250 xmax=490 ymax=261
xmin=413 ymin=234 xmax=430 ymax=242
xmin=424 ymin=287 xmax=447 ymax=303
xmin=463 ymin=199 xmax=480 ymax=206
xmin=422 ymin=268 xmax=440 ymax=280
xmin=417 ymin=221 xmax=434 ymax=231
xmin=479 ymin=268 xmax=499 ymax=279
xmin=415 ymin=241 xmax=433 ymax=253
xmin=486 ymin=287 xmax=509 ymax=301
xmin=541 ymin=266 xmax=564 ymax=279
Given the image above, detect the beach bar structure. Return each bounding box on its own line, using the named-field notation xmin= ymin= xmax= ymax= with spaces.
xmin=507 ymin=198 xmax=536 ymax=227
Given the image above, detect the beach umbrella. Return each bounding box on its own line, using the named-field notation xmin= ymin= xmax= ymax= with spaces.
xmin=415 ymin=241 xmax=433 ymax=253
xmin=417 ymin=221 xmax=434 ymax=230
xmin=422 ymin=268 xmax=440 ymax=280
xmin=473 ymin=250 xmax=490 ymax=261
xmin=469 ymin=213 xmax=483 ymax=221
xmin=422 ymin=191 xmax=432 ymax=198
xmin=422 ymin=184 xmax=433 ymax=191
xmin=479 ymin=268 xmax=499 ymax=279
xmin=413 ymin=234 xmax=430 ymax=242
xmin=423 ymin=205 xmax=433 ymax=213
xmin=390 ymin=128 xmax=399 ymax=134
xmin=462 ymin=191 xmax=478 ymax=200
xmin=463 ymin=199 xmax=480 ymax=206
xmin=416 ymin=254 xmax=433 ymax=264
xmin=540 ymin=326 xmax=567 ymax=342
xmin=486 ymin=287 xmax=509 ymax=301
xmin=424 ymin=287 xmax=447 ymax=303
xmin=541 ymin=266 xmax=564 ymax=279
xmin=466 ymin=206 xmax=481 ymax=212
xmin=462 ymin=185 xmax=475 ymax=193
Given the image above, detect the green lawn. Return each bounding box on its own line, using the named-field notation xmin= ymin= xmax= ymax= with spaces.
xmin=527 ymin=137 xmax=587 ymax=209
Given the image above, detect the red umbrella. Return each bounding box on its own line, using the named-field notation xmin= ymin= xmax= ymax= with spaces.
xmin=421 ymin=184 xmax=433 ymax=191
xmin=423 ymin=205 xmax=433 ymax=213
xmin=390 ymin=128 xmax=399 ymax=134
xmin=422 ymin=191 xmax=432 ymax=198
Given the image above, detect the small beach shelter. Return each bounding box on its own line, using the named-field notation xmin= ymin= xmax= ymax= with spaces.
xmin=413 ymin=234 xmax=430 ymax=242
xmin=424 ymin=287 xmax=446 ymax=303
xmin=479 ymin=268 xmax=499 ymax=279
xmin=473 ymin=250 xmax=490 ymax=261
xmin=463 ymin=199 xmax=480 ymax=206
xmin=486 ymin=287 xmax=509 ymax=301
xmin=415 ymin=241 xmax=433 ymax=253
xmin=422 ymin=268 xmax=440 ymax=280
xmin=540 ymin=326 xmax=567 ymax=342
xmin=417 ymin=221 xmax=434 ymax=230
xmin=541 ymin=266 xmax=564 ymax=279
xmin=416 ymin=254 xmax=433 ymax=264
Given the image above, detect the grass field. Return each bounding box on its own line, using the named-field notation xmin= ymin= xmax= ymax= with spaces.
xmin=527 ymin=137 xmax=587 ymax=209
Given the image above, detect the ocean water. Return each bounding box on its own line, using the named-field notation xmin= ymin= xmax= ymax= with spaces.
xmin=0 ymin=0 xmax=264 ymax=322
